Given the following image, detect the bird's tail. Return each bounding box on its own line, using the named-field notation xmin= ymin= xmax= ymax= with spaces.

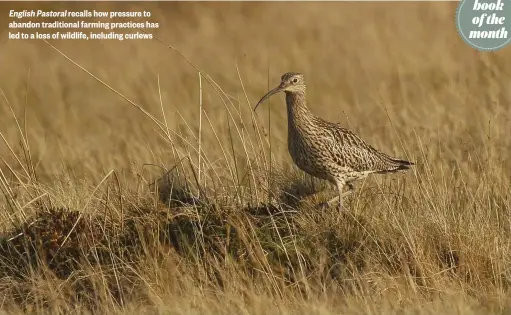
xmin=377 ymin=158 xmax=415 ymax=174
xmin=391 ymin=158 xmax=414 ymax=166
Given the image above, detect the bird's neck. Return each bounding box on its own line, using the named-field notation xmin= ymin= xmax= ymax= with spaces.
xmin=285 ymin=91 xmax=312 ymax=123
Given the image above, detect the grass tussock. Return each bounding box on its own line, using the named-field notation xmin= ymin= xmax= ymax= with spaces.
xmin=1 ymin=2 xmax=511 ymax=315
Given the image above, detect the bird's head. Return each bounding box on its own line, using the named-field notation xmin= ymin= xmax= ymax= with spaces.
xmin=254 ymin=72 xmax=305 ymax=111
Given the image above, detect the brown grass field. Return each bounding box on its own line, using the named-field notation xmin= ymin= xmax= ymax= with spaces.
xmin=1 ymin=1 xmax=511 ymax=314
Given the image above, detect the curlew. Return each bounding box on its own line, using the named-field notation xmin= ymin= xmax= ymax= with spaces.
xmin=254 ymin=72 xmax=414 ymax=211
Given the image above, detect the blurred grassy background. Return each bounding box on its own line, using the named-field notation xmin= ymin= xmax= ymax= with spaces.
xmin=1 ymin=2 xmax=511 ymax=314
xmin=1 ymin=1 xmax=509 ymax=182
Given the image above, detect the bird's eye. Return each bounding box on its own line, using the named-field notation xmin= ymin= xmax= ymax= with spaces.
xmin=293 ymin=78 xmax=298 ymax=83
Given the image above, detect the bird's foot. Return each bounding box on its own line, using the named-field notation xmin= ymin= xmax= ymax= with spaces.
xmin=316 ymin=201 xmax=330 ymax=211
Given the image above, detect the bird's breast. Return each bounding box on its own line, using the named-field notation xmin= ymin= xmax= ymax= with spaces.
xmin=287 ymin=123 xmax=332 ymax=180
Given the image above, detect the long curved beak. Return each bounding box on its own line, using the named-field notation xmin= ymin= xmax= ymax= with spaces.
xmin=254 ymin=84 xmax=284 ymax=111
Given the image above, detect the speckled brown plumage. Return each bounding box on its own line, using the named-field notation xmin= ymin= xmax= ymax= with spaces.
xmin=255 ymin=72 xmax=414 ymax=211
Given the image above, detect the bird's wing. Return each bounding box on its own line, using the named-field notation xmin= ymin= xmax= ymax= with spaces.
xmin=322 ymin=122 xmax=399 ymax=172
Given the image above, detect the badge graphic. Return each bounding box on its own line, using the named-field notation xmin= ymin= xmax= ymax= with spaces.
xmin=456 ymin=0 xmax=511 ymax=51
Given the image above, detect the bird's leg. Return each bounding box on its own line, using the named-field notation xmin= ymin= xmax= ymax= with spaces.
xmin=345 ymin=182 xmax=355 ymax=196
xmin=336 ymin=181 xmax=345 ymax=212
xmin=318 ymin=181 xmax=354 ymax=210
xmin=319 ymin=194 xmax=340 ymax=210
